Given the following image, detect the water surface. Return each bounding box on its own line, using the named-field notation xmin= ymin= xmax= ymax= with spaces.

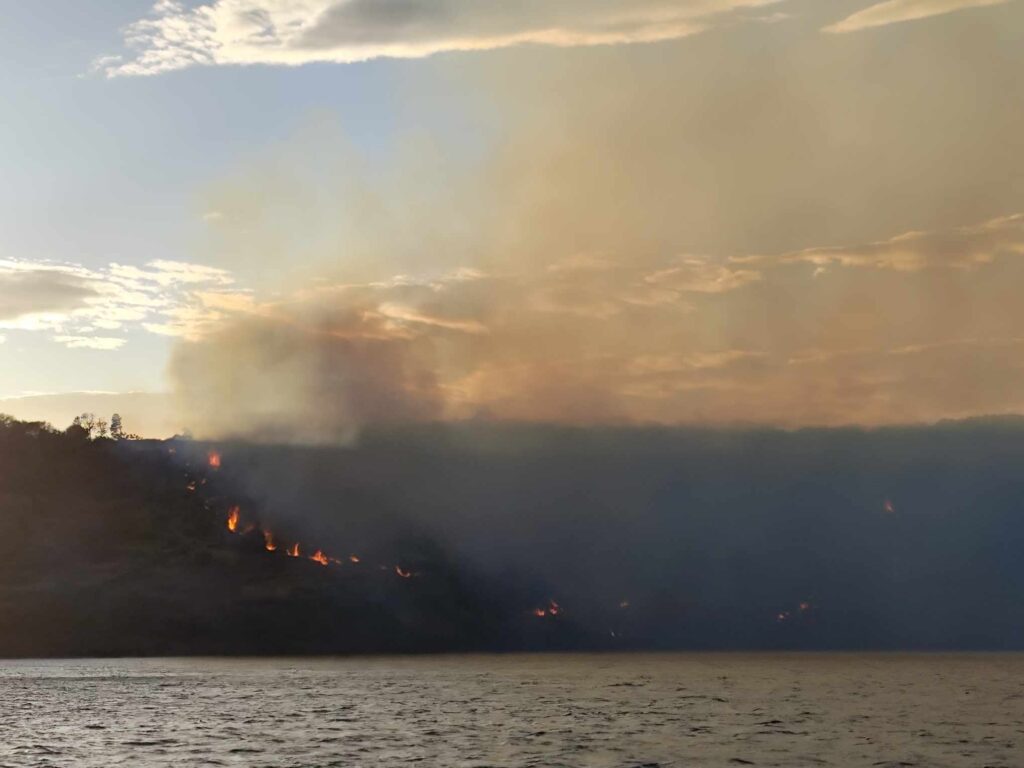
xmin=1 ymin=653 xmax=1021 ymax=767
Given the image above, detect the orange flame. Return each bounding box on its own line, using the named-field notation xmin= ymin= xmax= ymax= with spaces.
xmin=349 ymin=555 xmax=361 ymax=564
xmin=286 ymin=542 xmax=301 ymax=558
xmin=311 ymin=550 xmax=329 ymax=566
xmin=263 ymin=530 xmax=277 ymax=552
xmin=208 ymin=451 xmax=221 ymax=469
xmin=533 ymin=608 xmax=547 ymax=617
xmin=226 ymin=506 xmax=240 ymax=533
xmin=395 ymin=565 xmax=413 ymax=579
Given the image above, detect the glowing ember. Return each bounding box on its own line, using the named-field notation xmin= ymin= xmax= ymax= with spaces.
xmin=226 ymin=506 xmax=240 ymax=533
xmin=395 ymin=565 xmax=413 ymax=578
xmin=186 ymin=481 xmax=197 ymax=492
xmin=263 ymin=530 xmax=277 ymax=552
xmin=208 ymin=451 xmax=221 ymax=469
xmin=349 ymin=555 xmax=360 ymax=564
xmin=884 ymin=499 xmax=896 ymax=514
xmin=534 ymin=600 xmax=560 ymax=618
xmin=310 ymin=550 xmax=329 ymax=566
xmin=286 ymin=542 xmax=301 ymax=558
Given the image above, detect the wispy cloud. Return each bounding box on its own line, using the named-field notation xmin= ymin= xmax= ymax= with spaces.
xmin=0 ymin=267 xmax=98 ymax=321
xmin=98 ymin=0 xmax=784 ymax=76
xmin=770 ymin=213 xmax=1024 ymax=272
xmin=53 ymin=336 xmax=129 ymax=351
xmin=0 ymin=257 xmax=247 ymax=350
xmin=645 ymin=257 xmax=762 ymax=293
xmin=824 ymin=0 xmax=1012 ymax=33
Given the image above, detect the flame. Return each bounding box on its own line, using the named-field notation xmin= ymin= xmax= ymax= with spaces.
xmin=799 ymin=601 xmax=811 ymax=612
xmin=208 ymin=450 xmax=221 ymax=469
xmin=310 ymin=550 xmax=329 ymax=566
xmin=395 ymin=565 xmax=413 ymax=578
xmin=263 ymin=530 xmax=277 ymax=551
xmin=226 ymin=506 xmax=240 ymax=533
xmin=349 ymin=555 xmax=360 ymax=564
xmin=776 ymin=611 xmax=791 ymax=622
xmin=884 ymin=498 xmax=896 ymax=514
xmin=533 ymin=600 xmax=561 ymax=618
xmin=186 ymin=481 xmax=197 ymax=492
xmin=286 ymin=542 xmax=301 ymax=558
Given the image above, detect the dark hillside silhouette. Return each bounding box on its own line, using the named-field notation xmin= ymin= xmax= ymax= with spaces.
xmin=2 ymin=415 xmax=1024 ymax=656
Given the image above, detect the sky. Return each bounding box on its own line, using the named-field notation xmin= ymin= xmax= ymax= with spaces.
xmin=1 ymin=0 xmax=1023 ymax=439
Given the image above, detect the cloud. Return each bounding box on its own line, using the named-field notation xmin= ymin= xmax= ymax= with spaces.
xmin=773 ymin=213 xmax=1024 ymax=272
xmin=0 ymin=267 xmax=98 ymax=321
xmin=0 ymin=257 xmax=246 ymax=349
xmin=99 ymin=0 xmax=783 ymax=76
xmin=824 ymin=0 xmax=1012 ymax=33
xmin=52 ymin=336 xmax=128 ymax=351
xmin=644 ymin=257 xmax=762 ymax=293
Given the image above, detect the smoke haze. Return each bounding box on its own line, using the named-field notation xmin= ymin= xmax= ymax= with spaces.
xmin=167 ymin=1 xmax=1024 ymax=442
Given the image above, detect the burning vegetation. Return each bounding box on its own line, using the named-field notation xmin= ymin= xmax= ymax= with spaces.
xmin=6 ymin=416 xmax=1024 ymax=657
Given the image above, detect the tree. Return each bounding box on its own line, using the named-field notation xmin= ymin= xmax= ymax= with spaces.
xmin=110 ymin=413 xmax=124 ymax=440
xmin=72 ymin=413 xmax=100 ymax=439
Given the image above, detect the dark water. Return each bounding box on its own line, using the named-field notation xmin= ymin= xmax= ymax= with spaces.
xmin=1 ymin=654 xmax=1021 ymax=767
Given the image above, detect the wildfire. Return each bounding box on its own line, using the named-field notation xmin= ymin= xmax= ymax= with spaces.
xmin=310 ymin=550 xmax=329 ymax=566
xmin=190 ymin=477 xmax=420 ymax=582
xmin=533 ymin=600 xmax=561 ymax=618
xmin=208 ymin=451 xmax=221 ymax=469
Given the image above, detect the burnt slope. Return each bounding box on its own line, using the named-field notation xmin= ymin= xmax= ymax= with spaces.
xmin=3 ymin=416 xmax=1024 ymax=655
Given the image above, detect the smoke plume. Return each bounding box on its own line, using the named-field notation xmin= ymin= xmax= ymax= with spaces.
xmin=169 ymin=9 xmax=1024 ymax=442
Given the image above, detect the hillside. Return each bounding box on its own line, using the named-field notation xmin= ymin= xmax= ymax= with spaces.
xmin=3 ymin=416 xmax=1024 ymax=656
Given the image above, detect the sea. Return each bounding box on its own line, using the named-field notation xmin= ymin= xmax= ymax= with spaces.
xmin=1 ymin=653 xmax=1021 ymax=767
